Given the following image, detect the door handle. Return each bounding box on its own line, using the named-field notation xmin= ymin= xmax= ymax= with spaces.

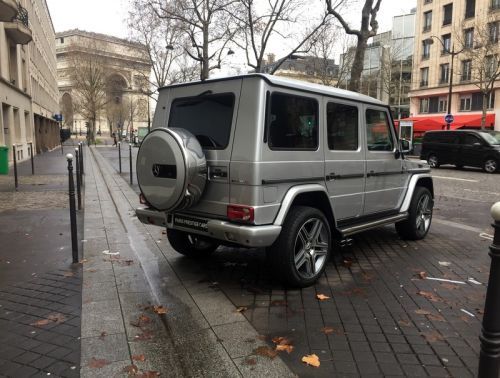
xmin=327 ymin=172 xmax=336 ymax=181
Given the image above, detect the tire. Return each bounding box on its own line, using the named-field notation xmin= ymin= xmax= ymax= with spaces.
xmin=167 ymin=229 xmax=218 ymax=258
xmin=483 ymin=158 xmax=498 ymax=173
xmin=396 ymin=186 xmax=433 ymax=240
xmin=427 ymin=154 xmax=439 ymax=168
xmin=268 ymin=206 xmax=331 ymax=287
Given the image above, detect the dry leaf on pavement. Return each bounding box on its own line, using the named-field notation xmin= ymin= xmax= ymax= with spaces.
xmin=417 ymin=290 xmax=442 ymax=302
xmin=132 ymin=354 xmax=146 ymax=362
xmin=272 ymin=336 xmax=294 ymax=353
xmin=302 ymin=354 xmax=320 ymax=367
xmin=316 ymin=294 xmax=330 ymax=301
xmin=422 ymin=331 xmax=444 ymax=343
xmin=276 ymin=344 xmax=294 ymax=353
xmin=321 ymin=326 xmax=339 ymax=335
xmin=235 ymin=306 xmax=247 ymax=313
xmin=254 ymin=346 xmax=278 ymax=359
xmin=130 ymin=314 xmax=152 ymax=327
xmin=31 ymin=313 xmax=67 ymax=327
xmin=88 ymin=357 xmax=111 ymax=369
xmin=417 ymin=271 xmax=427 ymax=279
xmin=99 ymin=331 xmax=107 ymax=339
xmin=152 ymin=305 xmax=168 ymax=315
xmin=427 ymin=314 xmax=445 ymax=322
xmin=122 ymin=364 xmax=139 ymax=374
xmin=342 ymin=258 xmax=353 ymax=268
xmin=415 ymin=309 xmax=432 ymax=315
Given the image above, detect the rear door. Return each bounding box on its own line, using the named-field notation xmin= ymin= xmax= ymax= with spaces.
xmin=363 ymin=106 xmax=406 ymax=215
xmin=459 ymin=132 xmax=485 ymax=168
xmin=324 ymin=99 xmax=365 ymax=220
xmin=166 ymin=80 xmax=242 ymax=218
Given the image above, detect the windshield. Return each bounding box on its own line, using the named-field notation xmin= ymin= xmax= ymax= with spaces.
xmin=479 ymin=131 xmax=500 ymax=145
xmin=168 ymin=93 xmax=235 ymax=149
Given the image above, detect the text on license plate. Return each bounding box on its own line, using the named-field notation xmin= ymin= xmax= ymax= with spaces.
xmin=173 ymin=215 xmax=208 ymax=232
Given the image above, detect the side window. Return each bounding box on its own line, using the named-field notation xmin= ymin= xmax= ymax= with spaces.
xmin=327 ymin=102 xmax=359 ymax=150
xmin=268 ymin=93 xmax=318 ymax=150
xmin=366 ymin=109 xmax=394 ymax=151
xmin=464 ymin=134 xmax=481 ymax=145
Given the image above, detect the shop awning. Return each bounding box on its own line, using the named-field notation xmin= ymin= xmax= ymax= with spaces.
xmin=400 ymin=113 xmax=495 ymax=133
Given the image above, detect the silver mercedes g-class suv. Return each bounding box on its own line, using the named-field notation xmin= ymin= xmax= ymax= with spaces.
xmin=136 ymin=74 xmax=434 ymax=287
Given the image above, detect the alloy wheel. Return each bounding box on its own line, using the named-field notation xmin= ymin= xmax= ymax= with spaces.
xmin=484 ymin=159 xmax=497 ymax=173
xmin=294 ymin=218 xmax=329 ymax=279
xmin=428 ymin=155 xmax=438 ymax=168
xmin=415 ymin=194 xmax=432 ymax=234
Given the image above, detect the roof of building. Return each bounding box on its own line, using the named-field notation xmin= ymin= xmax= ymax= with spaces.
xmin=55 ymin=29 xmax=146 ymax=50
xmin=162 ymin=73 xmax=384 ymax=106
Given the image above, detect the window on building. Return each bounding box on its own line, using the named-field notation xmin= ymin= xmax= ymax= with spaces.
xmin=461 ymin=59 xmax=472 ymax=81
xmin=464 ymin=28 xmax=474 ymax=49
xmin=485 ymin=55 xmax=498 ymax=78
xmin=60 ymin=37 xmax=64 ymax=44
xmin=424 ymin=0 xmax=432 ymax=3
xmin=420 ymin=98 xmax=430 ymax=113
xmin=460 ymin=95 xmax=472 ymax=111
xmin=442 ymin=34 xmax=451 ymax=54
xmin=489 ymin=22 xmax=499 ymax=43
xmin=423 ymin=11 xmax=432 ymax=32
xmin=443 ymin=3 xmax=453 ymax=25
xmin=470 ymin=92 xmax=496 ymax=110
xmin=365 ymin=109 xmax=393 ymax=152
xmin=465 ymin=0 xmax=476 ymax=18
xmin=438 ymin=97 xmax=448 ymax=112
xmin=492 ymin=0 xmax=500 ymax=10
xmin=428 ymin=97 xmax=439 ymax=113
xmin=420 ymin=67 xmax=429 ymax=87
xmin=440 ymin=63 xmax=450 ymax=84
xmin=267 ymin=93 xmax=318 ymax=150
xmin=422 ymin=39 xmax=432 ymax=59
xmin=327 ymin=103 xmax=359 ymax=150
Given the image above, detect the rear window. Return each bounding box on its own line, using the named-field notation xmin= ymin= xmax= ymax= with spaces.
xmin=168 ymin=93 xmax=235 ymax=149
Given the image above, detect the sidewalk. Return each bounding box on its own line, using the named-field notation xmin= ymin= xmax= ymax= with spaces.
xmin=0 ymin=141 xmax=83 ymax=377
xmin=80 ymin=145 xmax=293 ymax=376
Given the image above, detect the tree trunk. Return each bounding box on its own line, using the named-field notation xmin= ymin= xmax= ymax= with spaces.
xmin=481 ymin=92 xmax=488 ymax=130
xmin=201 ymin=26 xmax=209 ymax=81
xmin=349 ymin=36 xmax=367 ymax=92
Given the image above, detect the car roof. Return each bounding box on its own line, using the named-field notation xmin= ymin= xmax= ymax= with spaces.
xmin=160 ymin=73 xmax=385 ymax=107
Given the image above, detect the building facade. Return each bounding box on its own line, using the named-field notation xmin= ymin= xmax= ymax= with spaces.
xmin=0 ymin=0 xmax=59 ymax=163
xmin=56 ymin=30 xmax=151 ymax=138
xmin=409 ymin=0 xmax=500 ymax=130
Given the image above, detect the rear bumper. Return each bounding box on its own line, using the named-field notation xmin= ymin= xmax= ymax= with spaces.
xmin=136 ymin=207 xmax=281 ymax=248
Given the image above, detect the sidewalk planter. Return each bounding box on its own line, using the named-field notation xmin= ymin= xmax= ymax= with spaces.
xmin=0 ymin=145 xmax=8 ymax=175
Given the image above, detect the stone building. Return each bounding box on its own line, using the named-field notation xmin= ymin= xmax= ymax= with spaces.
xmin=56 ymin=30 xmax=151 ymax=138
xmin=408 ymin=0 xmax=500 ymax=130
xmin=0 ymin=0 xmax=59 ymax=163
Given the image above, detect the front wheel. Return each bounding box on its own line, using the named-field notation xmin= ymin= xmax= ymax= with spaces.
xmin=427 ymin=154 xmax=439 ymax=168
xmin=483 ymin=158 xmax=498 ymax=173
xmin=396 ymin=187 xmax=433 ymax=240
xmin=268 ymin=206 xmax=331 ymax=287
xmin=167 ymin=229 xmax=218 ymax=258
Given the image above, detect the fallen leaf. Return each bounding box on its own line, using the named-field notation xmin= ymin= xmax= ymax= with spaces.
xmin=99 ymin=331 xmax=107 ymax=339
xmin=417 ymin=290 xmax=442 ymax=302
xmin=271 ymin=336 xmax=290 ymax=345
xmin=152 ymin=305 xmax=167 ymax=315
xmin=417 ymin=271 xmax=427 ymax=279
xmin=342 ymin=258 xmax=353 ymax=268
xmin=316 ymin=294 xmax=330 ymax=301
xmin=398 ymin=319 xmax=411 ymax=327
xmin=254 ymin=346 xmax=278 ymax=359
xmin=244 ymin=358 xmax=257 ymax=365
xmin=422 ymin=331 xmax=444 ymax=343
xmin=63 ymin=271 xmax=75 ymax=277
xmin=135 ymin=330 xmax=154 ymax=341
xmin=123 ymin=364 xmax=139 ymax=374
xmin=88 ymin=357 xmax=110 ymax=368
xmin=427 ymin=314 xmax=445 ymax=322
xmin=476 ymin=308 xmax=484 ymax=315
xmin=321 ymin=326 xmax=339 ymax=335
xmin=460 ymin=315 xmax=472 ymax=323
xmin=302 ymin=354 xmax=320 ymax=367
xmin=130 ymin=314 xmax=152 ymax=328
xmin=31 ymin=313 xmax=67 ymax=327
xmin=276 ymin=344 xmax=294 ymax=353
xmin=79 ymin=259 xmax=88 ymax=264
xmin=440 ymin=283 xmax=459 ymax=290
xmin=415 ymin=309 xmax=432 ymax=315
xmin=132 ymin=354 xmax=146 ymax=362
xmin=120 ymin=259 xmax=134 ymax=266
xmin=235 ymin=307 xmax=247 ymax=313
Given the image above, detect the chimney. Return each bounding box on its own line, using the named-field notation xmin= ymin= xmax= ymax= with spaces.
xmin=267 ymin=53 xmax=275 ymax=64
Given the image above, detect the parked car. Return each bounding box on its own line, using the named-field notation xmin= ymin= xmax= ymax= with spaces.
xmin=135 ymin=74 xmax=434 ymax=287
xmin=420 ymin=130 xmax=500 ymax=173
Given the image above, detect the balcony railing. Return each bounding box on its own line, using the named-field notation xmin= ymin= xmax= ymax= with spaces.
xmin=15 ymin=4 xmax=29 ymax=28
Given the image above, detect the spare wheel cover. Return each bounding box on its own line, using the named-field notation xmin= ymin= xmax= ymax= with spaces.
xmin=136 ymin=127 xmax=206 ymax=212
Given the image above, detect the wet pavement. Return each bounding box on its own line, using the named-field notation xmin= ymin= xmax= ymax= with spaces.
xmin=94 ymin=145 xmax=494 ymax=377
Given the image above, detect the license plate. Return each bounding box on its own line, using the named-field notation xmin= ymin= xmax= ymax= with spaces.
xmin=173 ymin=215 xmax=208 ymax=232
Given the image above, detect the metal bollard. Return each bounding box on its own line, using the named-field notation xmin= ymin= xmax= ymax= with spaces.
xmin=129 ymin=143 xmax=133 ymax=185
xmin=61 ymin=138 xmax=64 ymax=155
xmin=478 ymin=202 xmax=500 ymax=378
xmin=29 ymin=142 xmax=34 ymax=175
xmin=66 ymin=154 xmax=79 ymax=264
xmin=12 ymin=145 xmax=18 ymax=191
xmin=79 ymin=142 xmax=84 ymax=176
xmin=75 ymin=148 xmax=82 ymax=210
xmin=118 ymin=142 xmax=122 ymax=173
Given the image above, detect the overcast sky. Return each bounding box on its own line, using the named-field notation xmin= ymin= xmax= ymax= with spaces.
xmin=46 ymin=0 xmax=416 ymax=69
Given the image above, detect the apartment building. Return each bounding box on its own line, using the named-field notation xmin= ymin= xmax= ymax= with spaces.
xmin=0 ymin=0 xmax=59 ymax=163
xmin=408 ymin=0 xmax=500 ymax=130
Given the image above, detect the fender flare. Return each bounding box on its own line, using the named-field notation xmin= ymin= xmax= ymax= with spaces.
xmin=273 ymin=184 xmax=332 ymax=226
xmin=400 ymin=173 xmax=434 ymax=213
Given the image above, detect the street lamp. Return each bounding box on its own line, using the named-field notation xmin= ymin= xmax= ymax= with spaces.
xmin=428 ymin=36 xmax=464 ymax=130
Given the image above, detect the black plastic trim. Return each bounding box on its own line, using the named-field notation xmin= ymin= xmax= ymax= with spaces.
xmin=262 ymin=177 xmax=324 ymax=185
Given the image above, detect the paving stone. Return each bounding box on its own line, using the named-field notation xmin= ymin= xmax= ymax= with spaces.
xmin=80 ymin=333 xmax=129 ymax=364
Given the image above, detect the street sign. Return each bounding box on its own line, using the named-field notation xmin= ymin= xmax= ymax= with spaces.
xmin=444 ymin=114 xmax=454 ymax=124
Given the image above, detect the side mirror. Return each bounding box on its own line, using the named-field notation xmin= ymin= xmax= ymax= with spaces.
xmin=400 ymin=139 xmax=412 ymax=154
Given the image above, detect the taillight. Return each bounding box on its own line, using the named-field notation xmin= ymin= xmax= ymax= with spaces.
xmin=139 ymin=193 xmax=148 ymax=205
xmin=227 ymin=205 xmax=254 ymax=222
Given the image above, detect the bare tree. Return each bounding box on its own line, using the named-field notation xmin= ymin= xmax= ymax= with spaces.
xmin=336 ymin=34 xmax=356 ymax=89
xmin=128 ymin=0 xmax=198 ymax=96
xmin=455 ymin=16 xmax=500 ymax=129
xmin=67 ymin=42 xmax=108 ymax=143
xmin=150 ymin=0 xmax=238 ymax=81
xmin=306 ymin=22 xmax=340 ymax=85
xmin=325 ymin=0 xmax=382 ymax=92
